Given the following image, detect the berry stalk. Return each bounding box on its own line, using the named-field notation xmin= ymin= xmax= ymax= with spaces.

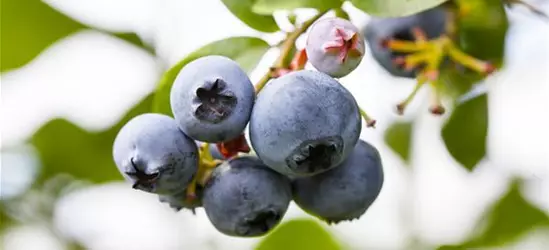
xmin=254 ymin=11 xmax=327 ymax=94
xmin=504 ymin=0 xmax=549 ymax=19
xmin=186 ymin=142 xmax=223 ymax=200
xmin=383 ymin=33 xmax=495 ymax=115
xmin=359 ymin=108 xmax=377 ymax=128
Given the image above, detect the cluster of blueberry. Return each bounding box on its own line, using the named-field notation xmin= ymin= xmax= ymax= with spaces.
xmin=112 ymin=17 xmax=386 ymax=237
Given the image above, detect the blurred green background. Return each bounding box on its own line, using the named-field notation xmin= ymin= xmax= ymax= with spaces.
xmin=2 ymin=0 xmax=549 ymax=249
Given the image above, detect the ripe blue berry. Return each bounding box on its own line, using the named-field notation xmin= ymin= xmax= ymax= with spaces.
xmin=158 ymin=187 xmax=202 ymax=212
xmin=202 ymin=156 xmax=291 ymax=237
xmin=306 ymin=17 xmax=365 ymax=78
xmin=112 ymin=113 xmax=199 ymax=195
xmin=249 ymin=70 xmax=362 ymax=177
xmin=363 ymin=6 xmax=447 ymax=78
xmin=292 ymin=140 xmax=384 ymax=224
xmin=170 ymin=55 xmax=255 ymax=143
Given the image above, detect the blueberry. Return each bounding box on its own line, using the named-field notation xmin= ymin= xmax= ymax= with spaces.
xmin=363 ymin=6 xmax=447 ymax=78
xmin=158 ymin=186 xmax=203 ymax=212
xmin=292 ymin=140 xmax=384 ymax=224
xmin=202 ymin=156 xmax=291 ymax=237
xmin=112 ymin=113 xmax=199 ymax=195
xmin=170 ymin=55 xmax=255 ymax=143
xmin=306 ymin=17 xmax=365 ymax=78
xmin=249 ymin=70 xmax=362 ymax=177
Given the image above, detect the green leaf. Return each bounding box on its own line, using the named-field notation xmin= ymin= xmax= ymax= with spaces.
xmin=220 ymin=0 xmax=279 ymax=32
xmin=472 ymin=180 xmax=549 ymax=246
xmin=110 ymin=32 xmax=154 ymax=55
xmin=288 ymin=13 xmax=298 ymax=26
xmin=334 ymin=8 xmax=350 ymax=20
xmin=438 ymin=0 xmax=508 ymax=98
xmin=152 ymin=36 xmax=270 ymax=116
xmin=456 ymin=0 xmax=509 ymax=65
xmin=0 ymin=204 xmax=16 ymax=232
xmin=438 ymin=65 xmax=482 ymax=99
xmin=384 ymin=121 xmax=413 ymax=164
xmin=30 ymin=94 xmax=153 ymax=185
xmin=350 ymin=0 xmax=448 ymax=17
xmin=438 ymin=179 xmax=549 ymax=249
xmin=252 ymin=0 xmax=342 ymax=14
xmin=255 ymin=218 xmax=342 ymax=250
xmin=441 ymin=94 xmax=488 ymax=171
xmin=0 ymin=0 xmax=152 ymax=72
xmin=0 ymin=0 xmax=84 ymax=72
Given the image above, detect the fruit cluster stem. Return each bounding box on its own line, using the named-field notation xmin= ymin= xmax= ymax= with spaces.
xmin=384 ymin=29 xmax=495 ymax=115
xmin=186 ymin=142 xmax=222 ymax=201
xmin=254 ymin=11 xmax=327 ymax=94
xmin=359 ymin=108 xmax=376 ymax=128
xmin=504 ymin=0 xmax=549 ymax=19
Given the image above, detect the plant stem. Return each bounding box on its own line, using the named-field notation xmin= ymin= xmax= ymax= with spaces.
xmin=359 ymin=107 xmax=376 ymax=128
xmin=443 ymin=3 xmax=458 ymax=39
xmin=506 ymin=0 xmax=549 ymax=19
xmin=254 ymin=11 xmax=327 ymax=94
xmin=253 ymin=73 xmax=272 ymax=95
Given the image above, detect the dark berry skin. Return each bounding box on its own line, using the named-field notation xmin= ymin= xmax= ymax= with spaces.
xmin=170 ymin=55 xmax=255 ymax=143
xmin=158 ymin=186 xmax=203 ymax=213
xmin=292 ymin=140 xmax=384 ymax=224
xmin=202 ymin=156 xmax=292 ymax=237
xmin=363 ymin=6 xmax=447 ymax=78
xmin=112 ymin=113 xmax=199 ymax=195
xmin=249 ymin=70 xmax=362 ymax=178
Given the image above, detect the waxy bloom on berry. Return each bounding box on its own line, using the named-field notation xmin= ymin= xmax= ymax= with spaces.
xmin=306 ymin=17 xmax=365 ymax=78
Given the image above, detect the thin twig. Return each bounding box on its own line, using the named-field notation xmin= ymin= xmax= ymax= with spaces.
xmin=254 ymin=11 xmax=327 ymax=94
